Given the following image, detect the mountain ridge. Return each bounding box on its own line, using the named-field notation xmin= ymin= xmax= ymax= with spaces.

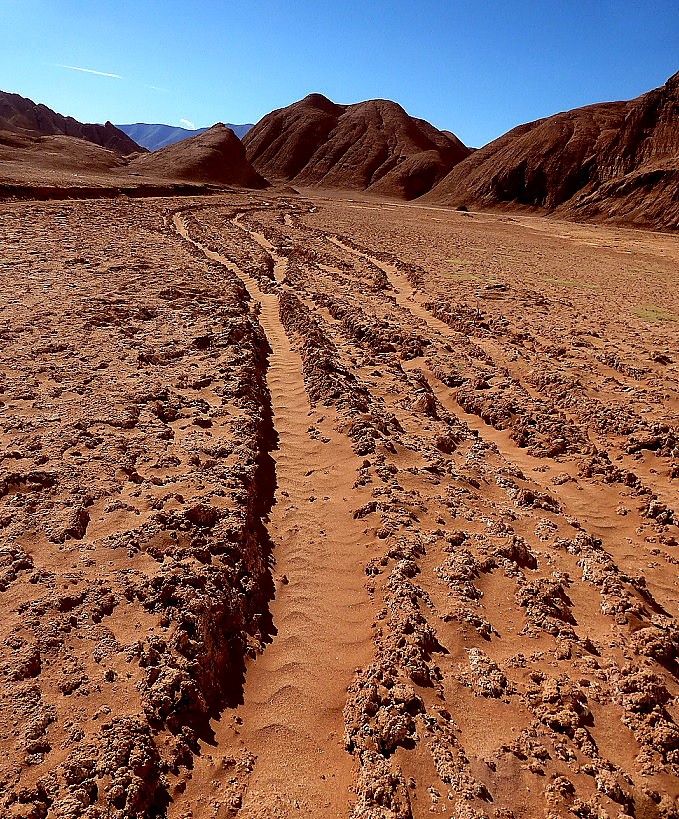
xmin=0 ymin=89 xmax=143 ymax=155
xmin=118 ymin=122 xmax=253 ymax=151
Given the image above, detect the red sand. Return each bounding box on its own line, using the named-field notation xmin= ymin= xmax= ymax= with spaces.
xmin=0 ymin=190 xmax=677 ymax=818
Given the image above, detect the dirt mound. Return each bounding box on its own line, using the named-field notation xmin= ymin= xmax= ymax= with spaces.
xmin=0 ymin=89 xmax=143 ymax=155
xmin=128 ymin=124 xmax=268 ymax=188
xmin=243 ymin=93 xmax=470 ymax=199
xmin=424 ymin=71 xmax=679 ymax=229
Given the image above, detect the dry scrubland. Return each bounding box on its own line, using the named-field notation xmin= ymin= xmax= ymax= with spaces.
xmin=0 ymin=192 xmax=678 ymax=819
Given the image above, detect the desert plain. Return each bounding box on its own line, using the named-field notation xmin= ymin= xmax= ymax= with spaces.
xmin=0 ymin=187 xmax=677 ymax=819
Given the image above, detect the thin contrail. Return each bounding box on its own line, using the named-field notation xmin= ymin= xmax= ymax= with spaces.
xmin=55 ymin=64 xmax=123 ymax=79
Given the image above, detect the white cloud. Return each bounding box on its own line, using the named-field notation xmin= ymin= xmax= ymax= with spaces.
xmin=55 ymin=64 xmax=122 ymax=79
xmin=180 ymin=118 xmax=196 ymax=129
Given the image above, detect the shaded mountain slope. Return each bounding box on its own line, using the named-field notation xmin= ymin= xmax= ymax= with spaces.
xmin=128 ymin=123 xmax=267 ymax=187
xmin=243 ymin=93 xmax=470 ymax=199
xmin=423 ymin=71 xmax=679 ymax=229
xmin=0 ymin=90 xmax=143 ymax=155
xmin=117 ymin=122 xmax=254 ymax=151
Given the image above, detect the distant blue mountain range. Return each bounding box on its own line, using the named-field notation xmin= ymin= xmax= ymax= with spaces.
xmin=117 ymin=122 xmax=254 ymax=151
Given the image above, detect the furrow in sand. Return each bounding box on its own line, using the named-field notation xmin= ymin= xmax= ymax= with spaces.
xmin=171 ymin=211 xmax=375 ymax=818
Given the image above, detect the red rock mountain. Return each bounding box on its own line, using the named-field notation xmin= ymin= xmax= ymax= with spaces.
xmin=0 ymin=90 xmax=143 ymax=155
xmin=423 ymin=71 xmax=679 ymax=229
xmin=243 ymin=93 xmax=470 ymax=199
xmin=128 ymin=124 xmax=267 ymax=188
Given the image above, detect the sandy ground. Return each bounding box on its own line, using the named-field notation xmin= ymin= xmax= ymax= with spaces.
xmin=0 ymin=191 xmax=677 ymax=819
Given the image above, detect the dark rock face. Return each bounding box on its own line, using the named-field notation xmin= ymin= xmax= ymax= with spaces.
xmin=243 ymin=93 xmax=470 ymax=199
xmin=0 ymin=90 xmax=143 ymax=155
xmin=127 ymin=124 xmax=268 ymax=188
xmin=424 ymin=71 xmax=679 ymax=230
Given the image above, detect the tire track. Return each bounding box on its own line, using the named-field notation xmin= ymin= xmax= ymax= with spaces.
xmin=170 ymin=210 xmax=376 ymax=818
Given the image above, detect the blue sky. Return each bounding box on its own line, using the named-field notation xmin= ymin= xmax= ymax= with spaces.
xmin=1 ymin=0 xmax=677 ymax=147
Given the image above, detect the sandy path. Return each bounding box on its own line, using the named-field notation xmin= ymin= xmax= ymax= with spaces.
xmin=172 ymin=212 xmax=374 ymax=818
